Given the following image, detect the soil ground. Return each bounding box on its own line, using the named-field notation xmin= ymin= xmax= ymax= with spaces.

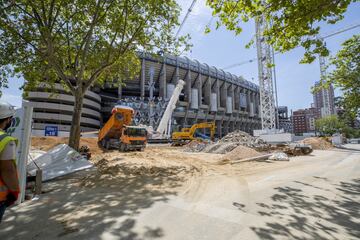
xmin=1 ymin=139 xmax=358 ymax=240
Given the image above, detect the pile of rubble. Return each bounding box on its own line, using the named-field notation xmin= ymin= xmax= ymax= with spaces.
xmin=219 ymin=130 xmax=268 ymax=149
xmin=184 ymin=140 xmax=209 ymax=152
xmin=185 ymin=130 xmax=270 ymax=153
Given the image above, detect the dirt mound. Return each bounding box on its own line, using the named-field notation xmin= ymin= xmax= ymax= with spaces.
xmin=95 ymin=158 xmax=188 ymax=177
xmin=31 ymin=136 xmax=103 ymax=155
xmin=221 ymin=145 xmax=261 ymax=161
xmin=300 ymin=137 xmax=333 ymax=150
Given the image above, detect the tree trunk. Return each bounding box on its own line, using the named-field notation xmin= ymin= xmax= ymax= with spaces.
xmin=69 ymin=90 xmax=84 ymax=150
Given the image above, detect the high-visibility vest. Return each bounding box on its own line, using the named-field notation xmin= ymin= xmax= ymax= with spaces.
xmin=0 ymin=130 xmax=19 ymax=201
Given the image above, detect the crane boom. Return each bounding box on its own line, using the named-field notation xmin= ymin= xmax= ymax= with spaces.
xmin=156 ymin=80 xmax=186 ymax=137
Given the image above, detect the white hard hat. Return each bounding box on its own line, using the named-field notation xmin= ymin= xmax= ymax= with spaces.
xmin=0 ymin=100 xmax=16 ymax=119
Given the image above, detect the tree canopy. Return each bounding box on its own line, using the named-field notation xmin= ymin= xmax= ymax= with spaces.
xmin=315 ymin=115 xmax=344 ymax=136
xmin=0 ymin=0 xmax=189 ymax=149
xmin=206 ymin=0 xmax=356 ymax=63
xmin=317 ymin=34 xmax=359 ymax=118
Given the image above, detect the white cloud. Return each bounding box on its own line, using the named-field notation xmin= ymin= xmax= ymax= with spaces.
xmin=1 ymin=93 xmax=23 ymax=107
xmin=177 ymin=0 xmax=213 ymax=34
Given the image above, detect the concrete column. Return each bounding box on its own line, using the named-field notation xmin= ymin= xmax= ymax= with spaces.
xmin=250 ymin=91 xmax=255 ymax=117
xmin=240 ymin=88 xmax=245 ymax=111
xmin=224 ymin=120 xmax=229 ymax=136
xmin=186 ymin=69 xmax=191 ymax=102
xmin=140 ymin=58 xmax=145 ymax=97
xmin=217 ymin=120 xmax=222 ymax=138
xmin=256 ymin=92 xmax=260 ymax=116
xmin=117 ymin=84 xmax=122 ymax=99
xmin=230 ymin=84 xmax=235 ymax=111
xmin=220 ymin=82 xmax=227 ymax=108
xmin=234 ymin=85 xmax=240 ymax=110
xmin=197 ymin=73 xmax=202 ymax=106
xmin=246 ymin=90 xmax=251 ymax=113
xmin=159 ymin=61 xmax=166 ymax=98
xmin=204 ymin=77 xmax=211 ymax=105
xmin=230 ymin=121 xmax=235 ymax=132
xmin=216 ymin=79 xmax=220 ymax=109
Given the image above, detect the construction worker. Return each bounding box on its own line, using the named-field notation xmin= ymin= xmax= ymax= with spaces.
xmin=0 ymin=100 xmax=19 ymax=223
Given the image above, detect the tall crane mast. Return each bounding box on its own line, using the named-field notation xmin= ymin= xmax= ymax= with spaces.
xmin=255 ymin=15 xmax=276 ymax=130
xmin=318 ymin=48 xmax=332 ymax=117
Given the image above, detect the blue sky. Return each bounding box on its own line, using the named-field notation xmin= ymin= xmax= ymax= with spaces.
xmin=176 ymin=0 xmax=360 ymax=112
xmin=1 ymin=0 xmax=360 ymax=112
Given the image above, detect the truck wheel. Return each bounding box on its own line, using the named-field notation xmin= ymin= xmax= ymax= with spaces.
xmin=120 ymin=143 xmax=125 ymax=152
xmin=105 ymin=140 xmax=110 ymax=150
xmin=101 ymin=139 xmax=107 ymax=148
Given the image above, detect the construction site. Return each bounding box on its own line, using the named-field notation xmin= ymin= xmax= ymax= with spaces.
xmin=0 ymin=1 xmax=359 ymax=240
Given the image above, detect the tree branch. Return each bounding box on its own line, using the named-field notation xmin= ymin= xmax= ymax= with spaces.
xmin=76 ymin=0 xmax=104 ymax=82
xmin=40 ymin=0 xmax=48 ymax=26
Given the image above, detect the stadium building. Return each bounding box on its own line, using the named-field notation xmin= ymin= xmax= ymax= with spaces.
xmin=27 ymin=52 xmax=261 ymax=137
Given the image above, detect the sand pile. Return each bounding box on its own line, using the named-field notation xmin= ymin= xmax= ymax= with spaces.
xmin=300 ymin=137 xmax=333 ymax=150
xmin=94 ymin=158 xmax=188 ymax=177
xmin=221 ymin=145 xmax=261 ymax=161
xmin=31 ymin=137 xmax=103 ymax=155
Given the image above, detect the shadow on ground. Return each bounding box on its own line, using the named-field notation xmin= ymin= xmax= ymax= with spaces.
xmin=250 ymin=178 xmax=360 ymax=240
xmin=0 ymin=165 xmax=190 ymax=240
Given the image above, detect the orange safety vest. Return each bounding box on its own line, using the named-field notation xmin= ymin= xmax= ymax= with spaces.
xmin=0 ymin=131 xmax=19 ymax=201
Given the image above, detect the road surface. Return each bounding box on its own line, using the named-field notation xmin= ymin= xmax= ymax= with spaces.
xmin=1 ymin=145 xmax=359 ymax=240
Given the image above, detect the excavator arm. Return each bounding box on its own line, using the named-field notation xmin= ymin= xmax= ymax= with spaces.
xmin=171 ymin=121 xmax=215 ymax=145
xmin=189 ymin=122 xmax=215 ymax=141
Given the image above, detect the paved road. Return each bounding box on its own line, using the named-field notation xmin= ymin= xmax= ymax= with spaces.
xmin=1 ymin=145 xmax=359 ymax=240
xmin=130 ymin=145 xmax=360 ymax=240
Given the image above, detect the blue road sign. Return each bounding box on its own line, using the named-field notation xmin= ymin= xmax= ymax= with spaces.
xmin=45 ymin=126 xmax=58 ymax=136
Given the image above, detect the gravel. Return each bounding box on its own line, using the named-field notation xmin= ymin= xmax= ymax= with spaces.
xmin=185 ymin=130 xmax=270 ymax=153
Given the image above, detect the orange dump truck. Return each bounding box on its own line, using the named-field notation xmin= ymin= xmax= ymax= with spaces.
xmin=98 ymin=106 xmax=147 ymax=151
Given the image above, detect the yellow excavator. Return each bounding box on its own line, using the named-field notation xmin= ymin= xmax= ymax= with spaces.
xmin=171 ymin=122 xmax=216 ymax=146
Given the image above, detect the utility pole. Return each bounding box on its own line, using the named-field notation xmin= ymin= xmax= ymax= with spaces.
xmin=255 ymin=14 xmax=276 ymax=131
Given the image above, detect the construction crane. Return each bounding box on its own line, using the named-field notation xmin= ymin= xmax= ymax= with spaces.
xmin=156 ymin=80 xmax=186 ymax=138
xmin=224 ymin=23 xmax=360 ymax=70
xmin=318 ymin=43 xmax=332 ymax=117
xmin=231 ymin=22 xmax=359 ymax=130
xmin=255 ymin=13 xmax=276 ymax=131
xmin=175 ymin=0 xmax=198 ymax=38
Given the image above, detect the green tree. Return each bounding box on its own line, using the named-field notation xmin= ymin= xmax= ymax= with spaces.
xmin=334 ymin=96 xmax=358 ymax=128
xmin=206 ymin=0 xmax=356 ymax=63
xmin=317 ymin=35 xmax=360 ymax=118
xmin=315 ymin=115 xmax=345 ymax=136
xmin=0 ymin=0 xmax=189 ymax=149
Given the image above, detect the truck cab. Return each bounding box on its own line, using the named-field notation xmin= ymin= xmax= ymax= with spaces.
xmin=120 ymin=126 xmax=147 ymax=151
xmin=98 ymin=106 xmax=147 ymax=151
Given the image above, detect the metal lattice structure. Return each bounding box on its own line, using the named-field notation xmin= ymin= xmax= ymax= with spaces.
xmin=116 ymin=97 xmax=168 ymax=128
xmin=255 ymin=16 xmax=276 ymax=130
xmin=319 ymin=53 xmax=331 ymax=117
